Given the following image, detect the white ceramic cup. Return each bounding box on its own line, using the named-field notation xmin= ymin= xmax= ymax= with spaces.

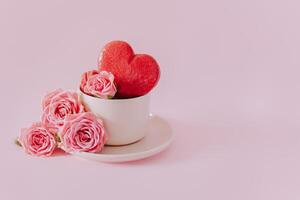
xmin=78 ymin=90 xmax=150 ymax=145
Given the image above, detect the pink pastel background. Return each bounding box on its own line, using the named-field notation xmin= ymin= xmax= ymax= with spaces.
xmin=1 ymin=0 xmax=300 ymax=199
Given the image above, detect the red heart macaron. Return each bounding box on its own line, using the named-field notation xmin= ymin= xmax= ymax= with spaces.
xmin=98 ymin=41 xmax=160 ymax=98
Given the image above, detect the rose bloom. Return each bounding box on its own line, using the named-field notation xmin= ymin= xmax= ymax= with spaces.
xmin=80 ymin=70 xmax=117 ymax=99
xmin=42 ymin=89 xmax=85 ymax=133
xmin=19 ymin=122 xmax=57 ymax=157
xmin=60 ymin=112 xmax=106 ymax=153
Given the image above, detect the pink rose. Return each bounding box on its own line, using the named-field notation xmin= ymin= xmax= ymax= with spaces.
xmin=60 ymin=112 xmax=106 ymax=153
xmin=42 ymin=89 xmax=85 ymax=133
xmin=80 ymin=69 xmax=99 ymax=92
xmin=80 ymin=70 xmax=117 ymax=99
xmin=19 ymin=123 xmax=57 ymax=157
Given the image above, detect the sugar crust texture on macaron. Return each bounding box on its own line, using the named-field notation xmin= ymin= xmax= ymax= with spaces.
xmin=98 ymin=41 xmax=160 ymax=98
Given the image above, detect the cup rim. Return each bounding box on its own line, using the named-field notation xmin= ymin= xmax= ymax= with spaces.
xmin=78 ymin=88 xmax=150 ymax=101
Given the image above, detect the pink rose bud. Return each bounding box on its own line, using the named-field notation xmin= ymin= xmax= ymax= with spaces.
xmin=42 ymin=89 xmax=85 ymax=133
xmin=80 ymin=69 xmax=99 ymax=92
xmin=80 ymin=70 xmax=117 ymax=99
xmin=19 ymin=123 xmax=57 ymax=157
xmin=60 ymin=112 xmax=106 ymax=153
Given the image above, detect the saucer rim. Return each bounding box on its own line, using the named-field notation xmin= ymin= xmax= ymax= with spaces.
xmin=71 ymin=114 xmax=173 ymax=162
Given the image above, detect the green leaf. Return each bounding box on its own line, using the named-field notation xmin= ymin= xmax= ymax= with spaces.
xmin=55 ymin=134 xmax=61 ymax=143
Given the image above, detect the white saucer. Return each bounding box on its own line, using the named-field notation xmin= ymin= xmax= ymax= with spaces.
xmin=71 ymin=114 xmax=173 ymax=163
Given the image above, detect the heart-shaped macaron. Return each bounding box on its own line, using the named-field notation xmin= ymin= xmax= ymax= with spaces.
xmin=98 ymin=41 xmax=160 ymax=98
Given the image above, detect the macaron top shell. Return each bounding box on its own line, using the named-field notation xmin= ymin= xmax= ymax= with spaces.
xmin=98 ymin=41 xmax=160 ymax=98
